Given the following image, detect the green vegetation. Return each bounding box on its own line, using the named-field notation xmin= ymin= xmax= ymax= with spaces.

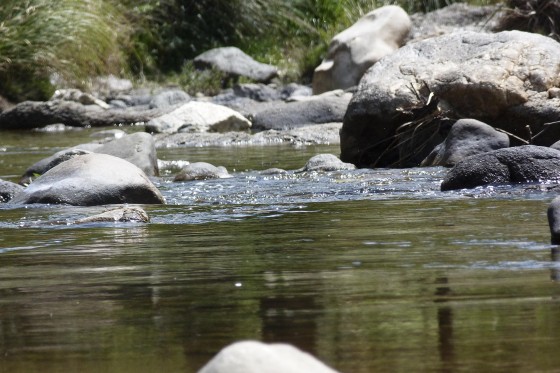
xmin=0 ymin=0 xmax=507 ymax=102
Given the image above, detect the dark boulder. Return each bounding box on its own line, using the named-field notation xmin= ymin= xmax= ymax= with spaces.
xmin=441 ymin=145 xmax=560 ymax=191
xmin=422 ymin=118 xmax=510 ymax=167
xmin=10 ymin=154 xmax=165 ymax=206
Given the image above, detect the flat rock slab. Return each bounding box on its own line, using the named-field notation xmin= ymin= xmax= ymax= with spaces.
xmin=194 ymin=47 xmax=278 ymax=83
xmin=0 ymin=100 xmax=165 ymax=129
xmin=252 ymin=91 xmax=352 ymax=131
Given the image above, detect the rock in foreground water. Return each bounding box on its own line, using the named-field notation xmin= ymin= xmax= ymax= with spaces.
xmin=10 ymin=154 xmax=165 ymax=206
xmin=441 ymin=145 xmax=560 ymax=191
xmin=197 ymin=341 xmax=340 ymax=373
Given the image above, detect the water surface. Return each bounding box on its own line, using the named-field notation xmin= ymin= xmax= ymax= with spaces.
xmin=1 ymin=128 xmax=559 ymax=373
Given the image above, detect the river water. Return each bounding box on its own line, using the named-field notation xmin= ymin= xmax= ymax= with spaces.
xmin=1 ymin=128 xmax=560 ymax=373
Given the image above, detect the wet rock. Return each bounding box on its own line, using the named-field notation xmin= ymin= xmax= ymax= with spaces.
xmin=10 ymin=154 xmax=165 ymax=206
xmin=146 ymin=101 xmax=251 ymax=134
xmin=0 ymin=179 xmax=24 ymax=203
xmin=20 ymin=148 xmax=94 ymax=185
xmin=94 ymin=132 xmax=159 ymax=176
xmin=313 ymin=5 xmax=411 ymax=94
xmin=173 ymin=162 xmax=230 ymax=181
xmin=441 ymin=145 xmax=560 ymax=191
xmin=20 ymin=133 xmax=159 ymax=184
xmin=341 ymin=30 xmax=560 ymax=167
xmin=548 ymin=196 xmax=560 ymax=244
xmin=0 ymin=100 xmax=165 ymax=130
xmin=297 ymin=154 xmax=356 ymax=172
xmin=422 ymin=119 xmax=510 ymax=167
xmin=194 ymin=47 xmax=278 ymax=83
xmin=149 ymin=89 xmax=191 ymax=109
xmin=252 ymin=90 xmax=351 ymax=131
xmin=74 ymin=206 xmax=150 ymax=224
xmin=197 ymin=340 xmax=340 ymax=373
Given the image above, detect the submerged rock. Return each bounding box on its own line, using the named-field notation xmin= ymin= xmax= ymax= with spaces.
xmin=197 ymin=340 xmax=340 ymax=373
xmin=297 ymin=154 xmax=356 ymax=172
xmin=441 ymin=145 xmax=560 ymax=191
xmin=174 ymin=162 xmax=230 ymax=181
xmin=10 ymin=154 xmax=165 ymax=206
xmin=74 ymin=206 xmax=150 ymax=224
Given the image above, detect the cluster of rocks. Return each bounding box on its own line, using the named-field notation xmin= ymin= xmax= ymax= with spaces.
xmin=2 ymin=2 xmax=560 ymax=224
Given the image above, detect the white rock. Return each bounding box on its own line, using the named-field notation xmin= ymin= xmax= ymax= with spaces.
xmin=198 ymin=341 xmax=341 ymax=373
xmin=312 ymin=5 xmax=411 ymax=94
xmin=146 ymin=101 xmax=251 ymax=134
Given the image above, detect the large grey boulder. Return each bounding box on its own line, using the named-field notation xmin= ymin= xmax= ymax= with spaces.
xmin=422 ymin=118 xmax=510 ymax=167
xmin=194 ymin=47 xmax=278 ymax=83
xmin=252 ymin=90 xmax=352 ymax=131
xmin=146 ymin=101 xmax=251 ymax=134
xmin=197 ymin=341 xmax=340 ymax=373
xmin=313 ymin=5 xmax=411 ymax=94
xmin=341 ymin=30 xmax=560 ymax=168
xmin=19 ymin=132 xmax=159 ymax=184
xmin=10 ymin=154 xmax=165 ymax=206
xmin=440 ymin=145 xmax=560 ymax=191
xmin=0 ymin=179 xmax=24 ymax=203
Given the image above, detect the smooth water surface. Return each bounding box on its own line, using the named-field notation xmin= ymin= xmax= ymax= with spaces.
xmin=1 ymin=128 xmax=560 ymax=373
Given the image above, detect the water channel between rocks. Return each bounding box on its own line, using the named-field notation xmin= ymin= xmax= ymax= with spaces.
xmin=1 ymin=128 xmax=560 ymax=373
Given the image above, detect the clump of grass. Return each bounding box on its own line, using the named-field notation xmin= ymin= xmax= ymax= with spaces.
xmin=496 ymin=0 xmax=560 ymax=41
xmin=0 ymin=0 xmax=127 ymax=101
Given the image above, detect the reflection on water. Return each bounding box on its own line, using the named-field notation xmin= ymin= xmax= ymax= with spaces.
xmin=1 ymin=130 xmax=560 ymax=372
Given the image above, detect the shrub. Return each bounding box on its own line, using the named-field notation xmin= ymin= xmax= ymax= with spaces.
xmin=0 ymin=0 xmax=126 ymax=101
